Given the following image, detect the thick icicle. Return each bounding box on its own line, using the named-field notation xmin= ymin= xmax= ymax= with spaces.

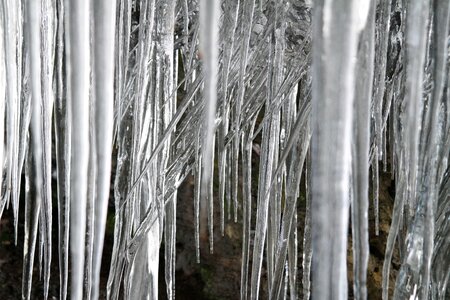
xmin=310 ymin=0 xmax=365 ymax=298
xmin=199 ymin=0 xmax=220 ymax=252
xmin=23 ymin=1 xmax=44 ymax=298
xmin=91 ymin=1 xmax=117 ymax=299
xmin=66 ymin=0 xmax=91 ymax=297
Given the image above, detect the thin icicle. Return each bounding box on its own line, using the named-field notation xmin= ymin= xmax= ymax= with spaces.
xmin=53 ymin=1 xmax=71 ymax=299
xmin=351 ymin=1 xmax=375 ymax=298
xmin=40 ymin=1 xmax=56 ymax=296
xmin=240 ymin=120 xmax=256 ymax=300
xmin=84 ymin=140 xmax=96 ymax=300
xmin=372 ymin=155 xmax=380 ymax=236
xmin=22 ymin=151 xmax=41 ymax=300
xmin=0 ymin=2 xmax=5 ymax=216
xmin=302 ymin=152 xmax=312 ymax=300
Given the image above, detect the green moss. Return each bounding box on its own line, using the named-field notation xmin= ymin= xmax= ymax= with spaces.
xmin=106 ymin=213 xmax=115 ymax=235
xmin=200 ymin=266 xmax=215 ymax=299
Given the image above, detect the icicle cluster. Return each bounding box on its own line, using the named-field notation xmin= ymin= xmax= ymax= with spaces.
xmin=0 ymin=0 xmax=449 ymax=299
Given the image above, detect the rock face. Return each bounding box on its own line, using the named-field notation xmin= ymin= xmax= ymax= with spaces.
xmin=157 ymin=171 xmax=399 ymax=299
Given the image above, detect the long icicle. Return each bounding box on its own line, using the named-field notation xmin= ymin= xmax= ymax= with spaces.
xmin=311 ymin=0 xmax=367 ymax=298
xmin=351 ymin=0 xmax=375 ymax=298
xmin=40 ymin=1 xmax=56 ymax=296
xmin=91 ymin=1 xmax=117 ymax=299
xmin=199 ymin=0 xmax=220 ymax=252
xmin=66 ymin=0 xmax=90 ymax=297
xmin=23 ymin=0 xmax=43 ymax=298
xmin=54 ymin=1 xmax=71 ymax=298
xmin=0 ymin=0 xmax=6 ymax=217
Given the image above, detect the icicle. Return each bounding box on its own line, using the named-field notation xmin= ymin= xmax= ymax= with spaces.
xmin=270 ymin=127 xmax=310 ymax=300
xmin=22 ymin=151 xmax=41 ymax=300
xmin=84 ymin=142 xmax=96 ymax=300
xmin=24 ymin=0 xmax=44 ymax=298
xmin=394 ymin=0 xmax=447 ymax=298
xmin=310 ymin=0 xmax=363 ymax=298
xmin=248 ymin=3 xmax=291 ymax=292
xmin=199 ymin=0 xmax=219 ymax=252
xmin=2 ymin=0 xmax=22 ymax=241
xmin=240 ymin=120 xmax=256 ymax=300
xmin=232 ymin=0 xmax=256 ymax=223
xmin=106 ymin=3 xmax=133 ymax=299
xmin=163 ymin=5 xmax=178 ymax=300
xmin=403 ymin=0 xmax=429 ymax=216
xmin=218 ymin=0 xmax=240 ymax=236
xmin=302 ymin=153 xmax=312 ymax=300
xmin=53 ymin=1 xmax=71 ymax=299
xmin=0 ymin=1 xmax=5 ymax=215
xmin=265 ymin=3 xmax=286 ymax=294
xmin=372 ymin=151 xmax=380 ymax=236
xmin=165 ymin=189 xmax=177 ymax=300
xmin=287 ymin=205 xmax=298 ymax=300
xmin=372 ymin=0 xmax=392 ymax=163
xmin=250 ymin=113 xmax=277 ymax=300
xmin=194 ymin=133 xmax=202 ymax=262
xmin=40 ymin=1 xmax=56 ymax=296
xmin=351 ymin=1 xmax=375 ymax=298
xmin=91 ymin=1 xmax=116 ymax=299
xmin=65 ymin=0 xmax=91 ymax=297
xmin=381 ymin=12 xmax=407 ymax=295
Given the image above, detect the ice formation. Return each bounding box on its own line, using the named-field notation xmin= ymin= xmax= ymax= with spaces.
xmin=0 ymin=0 xmax=449 ymax=299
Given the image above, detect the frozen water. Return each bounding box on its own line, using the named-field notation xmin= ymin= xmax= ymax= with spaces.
xmin=0 ymin=0 xmax=449 ymax=299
